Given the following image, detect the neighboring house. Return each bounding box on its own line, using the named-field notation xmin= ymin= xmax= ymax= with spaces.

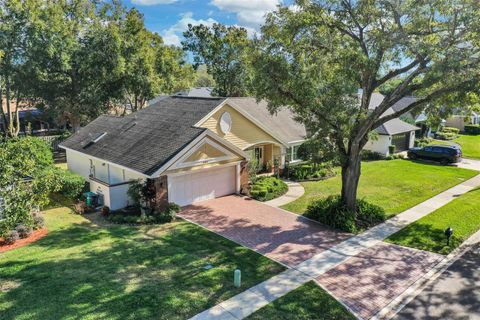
xmin=364 ymin=93 xmax=419 ymax=156
xmin=174 ymin=87 xmax=214 ymax=98
xmin=444 ymin=111 xmax=480 ymax=131
xmin=1 ymin=99 xmax=49 ymax=134
xmin=60 ymin=96 xmax=306 ymax=209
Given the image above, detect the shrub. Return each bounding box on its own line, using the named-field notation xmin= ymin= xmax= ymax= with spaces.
xmin=464 ymin=124 xmax=480 ymax=135
xmin=106 ymin=203 xmax=180 ymax=225
xmin=355 ymin=198 xmax=387 ymax=231
xmin=56 ymin=168 xmax=86 ymax=201
xmin=73 ymin=201 xmax=90 ymax=214
xmin=305 ymin=195 xmax=386 ymax=233
xmin=101 ymin=206 xmax=110 ymax=216
xmin=15 ymin=224 xmax=33 ymax=239
xmin=287 ymin=161 xmax=336 ymax=181
xmin=442 ymin=126 xmax=460 ymax=134
xmin=435 ymin=131 xmax=458 ymax=140
xmin=361 ymin=150 xmax=385 ymax=161
xmin=154 ymin=202 xmax=180 ymax=223
xmin=4 ymin=230 xmax=20 ymax=245
xmin=33 ymin=214 xmax=45 ymax=229
xmin=249 ymin=177 xmax=288 ymax=201
xmin=388 ymin=145 xmax=396 ymax=155
xmin=414 ymin=137 xmax=433 ymax=147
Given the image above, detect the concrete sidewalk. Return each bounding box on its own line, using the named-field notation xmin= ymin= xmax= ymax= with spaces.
xmin=264 ymin=180 xmax=305 ymax=207
xmin=190 ymin=174 xmax=480 ymax=320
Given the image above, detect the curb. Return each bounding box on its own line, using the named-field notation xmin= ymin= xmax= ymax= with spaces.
xmin=372 ymin=229 xmax=480 ymax=320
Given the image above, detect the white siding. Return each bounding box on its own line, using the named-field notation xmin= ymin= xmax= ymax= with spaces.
xmin=90 ymin=179 xmax=110 ymax=207
xmin=364 ymin=132 xmax=415 ymax=156
xmin=124 ymin=170 xmax=144 ymax=181
xmin=66 ymin=150 xmax=91 ymax=180
xmin=364 ymin=135 xmax=391 ymax=156
xmin=92 ymin=159 xmax=108 ymax=182
xmin=408 ymin=131 xmax=415 ymax=149
xmin=109 ymin=165 xmax=124 ymax=184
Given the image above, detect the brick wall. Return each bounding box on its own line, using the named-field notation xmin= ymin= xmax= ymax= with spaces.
xmin=240 ymin=161 xmax=249 ymax=194
xmin=153 ymin=176 xmax=169 ymax=212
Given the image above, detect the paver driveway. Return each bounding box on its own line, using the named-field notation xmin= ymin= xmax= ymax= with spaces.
xmin=179 ymin=195 xmax=350 ymax=267
xmin=317 ymin=242 xmax=443 ymax=319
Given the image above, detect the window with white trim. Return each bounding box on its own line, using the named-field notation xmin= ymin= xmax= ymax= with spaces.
xmin=287 ymin=145 xmax=302 ymax=162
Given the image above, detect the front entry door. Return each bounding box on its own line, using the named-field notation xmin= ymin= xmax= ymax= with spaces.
xmin=254 ymin=146 xmax=264 ymax=165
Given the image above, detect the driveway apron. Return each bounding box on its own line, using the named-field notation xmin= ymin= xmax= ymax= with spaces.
xmin=316 ymin=242 xmax=443 ymax=319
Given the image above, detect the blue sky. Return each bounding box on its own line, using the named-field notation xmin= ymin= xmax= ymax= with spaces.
xmin=122 ymin=0 xmax=292 ymax=46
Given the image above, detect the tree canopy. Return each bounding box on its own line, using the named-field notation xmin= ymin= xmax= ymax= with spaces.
xmin=183 ymin=23 xmax=252 ymax=97
xmin=0 ymin=0 xmax=194 ymax=134
xmin=253 ymin=0 xmax=480 ymax=210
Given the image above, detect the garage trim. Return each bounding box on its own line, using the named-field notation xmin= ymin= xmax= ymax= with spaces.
xmin=167 ymin=162 xmax=241 ymax=206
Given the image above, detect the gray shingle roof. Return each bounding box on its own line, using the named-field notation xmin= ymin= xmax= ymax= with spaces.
xmin=368 ymin=92 xmax=419 ymax=135
xmin=174 ymin=87 xmax=214 ymax=98
xmin=60 ymin=96 xmax=226 ymax=175
xmin=227 ymin=98 xmax=306 ymax=144
xmin=376 ymin=118 xmax=419 ymax=135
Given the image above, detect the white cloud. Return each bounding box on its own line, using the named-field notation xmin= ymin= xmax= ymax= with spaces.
xmin=161 ymin=12 xmax=217 ymax=46
xmin=210 ymin=0 xmax=281 ymax=28
xmin=131 ymin=0 xmax=178 ymax=5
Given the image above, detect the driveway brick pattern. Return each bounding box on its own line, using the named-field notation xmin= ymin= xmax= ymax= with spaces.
xmin=316 ymin=242 xmax=443 ymax=319
xmin=179 ymin=195 xmax=350 ymax=267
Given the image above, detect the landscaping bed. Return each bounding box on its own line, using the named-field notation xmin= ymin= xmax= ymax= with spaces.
xmin=284 ymin=162 xmax=336 ymax=181
xmin=0 ymin=229 xmax=48 ymax=253
xmin=386 ymin=188 xmax=480 ymax=255
xmin=0 ymin=201 xmax=285 ymax=320
xmin=246 ymin=281 xmax=355 ymax=320
xmin=249 ymin=176 xmax=288 ymax=201
xmin=282 ymin=160 xmax=477 ymax=218
xmin=305 ymin=195 xmax=386 ymax=233
xmin=105 ymin=203 xmax=180 ymax=225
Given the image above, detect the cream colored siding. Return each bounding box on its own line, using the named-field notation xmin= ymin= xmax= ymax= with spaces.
xmin=445 ymin=116 xmax=466 ymax=131
xmin=201 ymin=104 xmax=282 ymax=150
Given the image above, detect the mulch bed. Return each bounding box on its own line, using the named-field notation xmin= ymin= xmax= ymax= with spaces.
xmin=0 ymin=229 xmax=48 ymax=253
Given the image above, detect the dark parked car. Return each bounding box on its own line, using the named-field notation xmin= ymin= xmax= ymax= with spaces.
xmin=407 ymin=145 xmax=462 ymax=164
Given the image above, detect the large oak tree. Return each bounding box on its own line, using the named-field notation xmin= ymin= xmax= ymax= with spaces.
xmin=253 ymin=0 xmax=480 ymax=211
xmin=183 ymin=23 xmax=252 ymax=97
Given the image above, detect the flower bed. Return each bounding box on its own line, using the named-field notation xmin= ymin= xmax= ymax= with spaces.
xmin=285 ymin=162 xmax=336 ymax=181
xmin=105 ymin=203 xmax=180 ymax=225
xmin=249 ymin=177 xmax=288 ymax=201
xmin=0 ymin=229 xmax=48 ymax=253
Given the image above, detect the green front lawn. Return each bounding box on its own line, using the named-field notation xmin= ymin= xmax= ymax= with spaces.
xmin=431 ymin=134 xmax=480 ymax=160
xmin=246 ymin=281 xmax=354 ymax=320
xmin=282 ymin=160 xmax=477 ymax=218
xmin=386 ymin=188 xmax=480 ymax=255
xmin=0 ymin=204 xmax=284 ymax=319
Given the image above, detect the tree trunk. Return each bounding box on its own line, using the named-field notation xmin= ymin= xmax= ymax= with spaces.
xmin=0 ymin=76 xmax=7 ymax=137
xmin=67 ymin=113 xmax=81 ymax=132
xmin=340 ymin=149 xmax=362 ymax=212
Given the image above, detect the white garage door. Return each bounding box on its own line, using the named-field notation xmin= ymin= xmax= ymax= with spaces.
xmin=169 ymin=165 xmax=236 ymax=206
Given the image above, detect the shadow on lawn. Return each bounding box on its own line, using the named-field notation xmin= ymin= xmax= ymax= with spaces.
xmin=0 ymin=218 xmax=281 ymax=320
